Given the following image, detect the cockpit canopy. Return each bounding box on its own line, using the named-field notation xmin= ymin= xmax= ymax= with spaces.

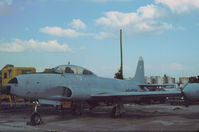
xmin=50 ymin=65 xmax=94 ymax=75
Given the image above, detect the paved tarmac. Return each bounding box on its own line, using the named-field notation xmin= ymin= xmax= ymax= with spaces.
xmin=0 ymin=103 xmax=199 ymax=132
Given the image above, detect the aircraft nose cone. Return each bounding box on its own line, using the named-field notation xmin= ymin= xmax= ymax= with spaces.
xmin=0 ymin=85 xmax=11 ymax=94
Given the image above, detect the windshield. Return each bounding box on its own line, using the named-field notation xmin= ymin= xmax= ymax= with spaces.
xmin=50 ymin=65 xmax=94 ymax=75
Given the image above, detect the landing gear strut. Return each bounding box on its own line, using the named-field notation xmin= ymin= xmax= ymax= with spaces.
xmin=111 ymin=104 xmax=125 ymax=118
xmin=27 ymin=101 xmax=42 ymax=126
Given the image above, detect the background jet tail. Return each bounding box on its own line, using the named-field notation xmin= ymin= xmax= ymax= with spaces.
xmin=131 ymin=56 xmax=145 ymax=84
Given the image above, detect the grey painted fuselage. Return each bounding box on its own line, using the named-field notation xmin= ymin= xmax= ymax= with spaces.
xmin=10 ymin=73 xmax=141 ymax=101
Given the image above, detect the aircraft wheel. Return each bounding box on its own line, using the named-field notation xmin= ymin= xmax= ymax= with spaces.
xmin=30 ymin=112 xmax=42 ymax=125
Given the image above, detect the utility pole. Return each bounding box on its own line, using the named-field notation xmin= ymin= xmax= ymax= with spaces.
xmin=114 ymin=29 xmax=124 ymax=79
xmin=120 ymin=29 xmax=123 ymax=78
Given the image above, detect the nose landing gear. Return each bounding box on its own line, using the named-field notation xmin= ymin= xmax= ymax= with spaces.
xmin=27 ymin=101 xmax=42 ymax=126
xmin=30 ymin=112 xmax=42 ymax=125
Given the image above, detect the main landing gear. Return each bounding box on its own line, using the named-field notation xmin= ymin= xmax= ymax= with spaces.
xmin=27 ymin=101 xmax=42 ymax=126
xmin=111 ymin=104 xmax=125 ymax=118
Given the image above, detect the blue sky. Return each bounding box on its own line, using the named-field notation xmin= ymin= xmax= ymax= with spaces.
xmin=0 ymin=0 xmax=199 ymax=79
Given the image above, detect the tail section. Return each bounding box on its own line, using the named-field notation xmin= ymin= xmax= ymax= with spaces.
xmin=131 ymin=56 xmax=145 ymax=84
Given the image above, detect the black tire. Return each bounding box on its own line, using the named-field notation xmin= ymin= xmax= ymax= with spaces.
xmin=30 ymin=112 xmax=42 ymax=125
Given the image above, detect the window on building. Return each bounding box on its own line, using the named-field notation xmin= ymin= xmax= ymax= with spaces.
xmin=4 ymin=73 xmax=7 ymax=79
xmin=9 ymin=70 xmax=12 ymax=78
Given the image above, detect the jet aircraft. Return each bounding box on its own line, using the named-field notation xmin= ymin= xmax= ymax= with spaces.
xmin=0 ymin=57 xmax=199 ymax=125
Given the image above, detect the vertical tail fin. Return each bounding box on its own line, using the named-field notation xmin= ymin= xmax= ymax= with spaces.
xmin=132 ymin=56 xmax=145 ymax=84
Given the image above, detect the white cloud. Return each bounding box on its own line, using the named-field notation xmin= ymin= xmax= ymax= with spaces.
xmin=69 ymin=19 xmax=86 ymax=30
xmin=93 ymin=32 xmax=116 ymax=40
xmin=40 ymin=26 xmax=114 ymax=39
xmin=96 ymin=4 xmax=166 ymax=26
xmin=41 ymin=4 xmax=171 ymax=40
xmin=137 ymin=4 xmax=166 ymax=19
xmin=0 ymin=40 xmax=25 ymax=52
xmin=0 ymin=39 xmax=72 ymax=53
xmin=96 ymin=11 xmax=138 ymax=27
xmin=96 ymin=4 xmax=171 ymax=34
xmin=134 ymin=21 xmax=172 ymax=34
xmin=40 ymin=27 xmax=85 ymax=38
xmin=40 ymin=4 xmax=174 ymax=39
xmin=41 ymin=3 xmax=198 ymax=39
xmin=41 ymin=19 xmax=87 ymax=38
xmin=156 ymin=0 xmax=199 ymax=13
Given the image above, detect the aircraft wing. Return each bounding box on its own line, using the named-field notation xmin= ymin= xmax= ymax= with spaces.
xmin=91 ymin=91 xmax=182 ymax=102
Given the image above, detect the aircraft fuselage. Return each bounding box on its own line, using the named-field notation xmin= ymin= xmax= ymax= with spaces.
xmin=9 ymin=73 xmax=141 ymax=102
